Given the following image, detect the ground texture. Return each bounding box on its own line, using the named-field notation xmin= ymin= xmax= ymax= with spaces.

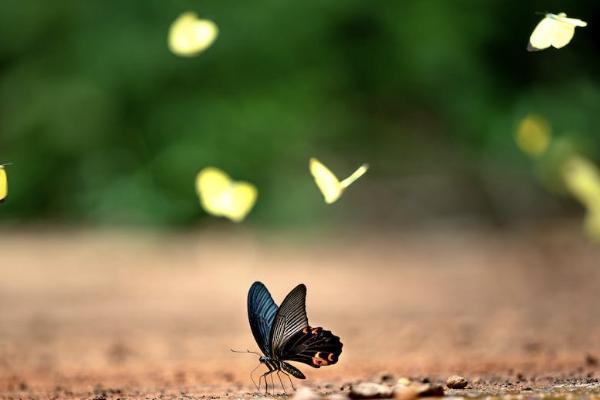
xmin=0 ymin=226 xmax=599 ymax=399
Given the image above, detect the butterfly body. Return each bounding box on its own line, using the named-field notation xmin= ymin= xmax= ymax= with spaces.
xmin=246 ymin=282 xmax=342 ymax=392
xmin=259 ymin=356 xmax=306 ymax=379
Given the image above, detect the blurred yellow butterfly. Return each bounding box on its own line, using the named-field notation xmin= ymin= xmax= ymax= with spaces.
xmin=528 ymin=12 xmax=587 ymax=51
xmin=562 ymin=156 xmax=600 ymax=214
xmin=168 ymin=12 xmax=218 ymax=57
xmin=0 ymin=165 xmax=7 ymax=203
xmin=562 ymin=156 xmax=600 ymax=241
xmin=309 ymin=158 xmax=368 ymax=204
xmin=515 ymin=114 xmax=551 ymax=158
xmin=584 ymin=212 xmax=600 ymax=242
xmin=195 ymin=167 xmax=257 ymax=222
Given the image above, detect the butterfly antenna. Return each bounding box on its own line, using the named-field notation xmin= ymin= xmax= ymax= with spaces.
xmin=230 ymin=348 xmax=261 ymax=356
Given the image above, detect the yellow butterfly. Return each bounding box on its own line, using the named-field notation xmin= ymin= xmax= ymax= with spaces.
xmin=168 ymin=12 xmax=218 ymax=57
xmin=515 ymin=114 xmax=551 ymax=158
xmin=195 ymin=167 xmax=257 ymax=222
xmin=562 ymin=156 xmax=600 ymax=214
xmin=528 ymin=12 xmax=587 ymax=51
xmin=309 ymin=158 xmax=368 ymax=204
xmin=562 ymin=156 xmax=600 ymax=241
xmin=0 ymin=165 xmax=7 ymax=203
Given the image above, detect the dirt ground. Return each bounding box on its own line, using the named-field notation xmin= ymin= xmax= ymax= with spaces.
xmin=0 ymin=225 xmax=599 ymax=399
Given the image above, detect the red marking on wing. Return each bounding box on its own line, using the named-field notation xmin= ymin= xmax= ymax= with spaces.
xmin=312 ymin=352 xmax=330 ymax=366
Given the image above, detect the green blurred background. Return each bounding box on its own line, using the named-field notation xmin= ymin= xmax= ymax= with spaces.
xmin=1 ymin=0 xmax=599 ymax=229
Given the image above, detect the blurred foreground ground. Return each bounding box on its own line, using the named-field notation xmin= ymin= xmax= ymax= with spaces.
xmin=0 ymin=225 xmax=599 ymax=398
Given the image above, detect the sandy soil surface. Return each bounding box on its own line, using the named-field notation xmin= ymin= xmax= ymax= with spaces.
xmin=0 ymin=226 xmax=599 ymax=398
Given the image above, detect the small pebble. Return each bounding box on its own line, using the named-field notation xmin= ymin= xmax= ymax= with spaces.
xmin=397 ymin=378 xmax=411 ymax=387
xmin=585 ymin=353 xmax=598 ymax=366
xmin=378 ymin=372 xmax=396 ymax=384
xmin=293 ymin=387 xmax=321 ymax=400
xmin=446 ymin=376 xmax=468 ymax=389
xmin=393 ymin=386 xmax=419 ymax=400
xmin=394 ymin=383 xmax=444 ymax=399
xmin=328 ymin=394 xmax=350 ymax=400
xmin=350 ymin=382 xmax=394 ymax=399
xmin=413 ymin=383 xmax=445 ymax=397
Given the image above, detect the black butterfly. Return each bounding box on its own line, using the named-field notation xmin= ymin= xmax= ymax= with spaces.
xmin=241 ymin=281 xmax=343 ymax=393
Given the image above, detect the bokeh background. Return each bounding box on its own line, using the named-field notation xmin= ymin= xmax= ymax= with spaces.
xmin=1 ymin=1 xmax=600 ymax=396
xmin=1 ymin=0 xmax=600 ymax=229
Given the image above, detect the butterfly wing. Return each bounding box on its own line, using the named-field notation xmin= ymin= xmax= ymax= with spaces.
xmin=196 ymin=167 xmax=232 ymax=217
xmin=227 ymin=182 xmax=258 ymax=222
xmin=309 ymin=158 xmax=343 ymax=204
xmin=340 ymin=164 xmax=368 ymax=189
xmin=271 ymin=284 xmax=343 ymax=368
xmin=270 ymin=284 xmax=309 ymax=357
xmin=528 ymin=13 xmax=585 ymax=51
xmin=0 ymin=166 xmax=6 ymax=202
xmin=549 ymin=20 xmax=576 ymax=49
xmin=557 ymin=16 xmax=587 ymax=27
xmin=248 ymin=281 xmax=278 ymax=357
xmin=278 ymin=326 xmax=342 ymax=369
xmin=528 ymin=16 xmax=558 ymax=51
xmin=168 ymin=12 xmax=219 ymax=57
xmin=562 ymin=157 xmax=600 ymax=210
xmin=196 ymin=167 xmax=257 ymax=222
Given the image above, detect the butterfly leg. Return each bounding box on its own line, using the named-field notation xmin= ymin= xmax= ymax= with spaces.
xmin=281 ymin=371 xmax=296 ymax=391
xmin=258 ymin=372 xmax=270 ymax=394
xmin=257 ymin=374 xmax=263 ymax=393
xmin=269 ymin=373 xmax=275 ymax=395
xmin=260 ymin=371 xmax=273 ymax=395
xmin=276 ymin=371 xmax=288 ymax=394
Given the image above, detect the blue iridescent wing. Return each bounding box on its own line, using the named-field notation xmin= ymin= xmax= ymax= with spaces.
xmin=247 ymin=281 xmax=278 ymax=357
